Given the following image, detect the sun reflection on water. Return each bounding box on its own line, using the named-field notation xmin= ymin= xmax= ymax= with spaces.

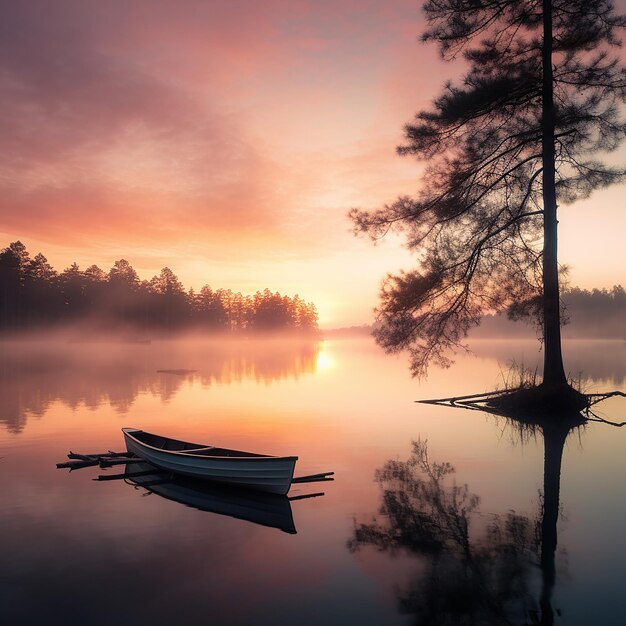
xmin=315 ymin=350 xmax=334 ymax=371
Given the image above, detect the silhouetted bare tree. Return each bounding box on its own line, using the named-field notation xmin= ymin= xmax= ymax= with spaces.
xmin=351 ymin=1 xmax=625 ymax=384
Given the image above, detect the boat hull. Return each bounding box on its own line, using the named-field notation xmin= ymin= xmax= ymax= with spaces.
xmin=123 ymin=429 xmax=297 ymax=495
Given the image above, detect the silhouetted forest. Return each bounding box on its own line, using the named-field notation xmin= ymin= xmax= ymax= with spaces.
xmin=473 ymin=285 xmax=626 ymax=339
xmin=343 ymin=287 xmax=624 ymax=339
xmin=0 ymin=241 xmax=319 ymax=335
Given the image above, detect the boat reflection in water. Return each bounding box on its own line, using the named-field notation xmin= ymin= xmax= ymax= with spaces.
xmin=349 ymin=411 xmax=586 ymax=625
xmin=120 ymin=463 xmax=326 ymax=535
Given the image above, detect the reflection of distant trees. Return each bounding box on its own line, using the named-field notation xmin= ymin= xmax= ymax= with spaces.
xmin=349 ymin=436 xmax=570 ymax=625
xmin=0 ymin=241 xmax=319 ymax=335
xmin=473 ymin=286 xmax=625 ymax=341
xmin=0 ymin=340 xmax=320 ymax=433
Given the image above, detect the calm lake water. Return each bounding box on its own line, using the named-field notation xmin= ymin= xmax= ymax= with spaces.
xmin=0 ymin=337 xmax=624 ymax=625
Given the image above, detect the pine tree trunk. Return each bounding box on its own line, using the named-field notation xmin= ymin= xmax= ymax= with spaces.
xmin=541 ymin=0 xmax=567 ymax=386
xmin=540 ymin=422 xmax=569 ymax=624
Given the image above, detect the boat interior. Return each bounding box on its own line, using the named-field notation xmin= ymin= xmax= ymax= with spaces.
xmin=131 ymin=430 xmax=268 ymax=458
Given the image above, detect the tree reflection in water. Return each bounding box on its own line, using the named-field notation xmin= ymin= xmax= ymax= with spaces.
xmin=0 ymin=339 xmax=320 ymax=433
xmin=349 ymin=417 xmax=582 ymax=625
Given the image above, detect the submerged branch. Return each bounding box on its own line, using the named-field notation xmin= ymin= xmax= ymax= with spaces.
xmin=584 ymin=410 xmax=626 ymax=427
xmin=416 ymin=388 xmax=520 ymax=405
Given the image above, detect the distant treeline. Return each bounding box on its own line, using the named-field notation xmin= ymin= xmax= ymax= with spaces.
xmin=324 ymin=288 xmax=625 ymax=340
xmin=474 ymin=285 xmax=625 ymax=339
xmin=0 ymin=241 xmax=319 ymax=335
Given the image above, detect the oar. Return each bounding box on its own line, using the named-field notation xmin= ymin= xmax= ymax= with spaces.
xmin=292 ymin=471 xmax=334 ymax=484
xmin=94 ymin=468 xmax=161 ymax=481
xmin=68 ymin=451 xmax=132 ymax=460
xmin=288 ymin=492 xmax=325 ymax=501
xmin=99 ymin=457 xmax=144 ymax=468
xmin=56 ymin=459 xmax=100 ymax=470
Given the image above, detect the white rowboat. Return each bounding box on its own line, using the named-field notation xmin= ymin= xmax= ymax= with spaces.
xmin=122 ymin=428 xmax=298 ymax=495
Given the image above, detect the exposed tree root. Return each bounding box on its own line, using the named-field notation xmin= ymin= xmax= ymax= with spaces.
xmin=417 ymin=384 xmax=624 ymax=427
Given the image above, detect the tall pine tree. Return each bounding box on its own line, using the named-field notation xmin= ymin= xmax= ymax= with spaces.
xmin=352 ymin=0 xmax=625 ymax=384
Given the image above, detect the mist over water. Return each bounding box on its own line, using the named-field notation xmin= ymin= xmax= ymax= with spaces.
xmin=0 ymin=336 xmax=624 ymax=625
xmin=0 ymin=334 xmax=321 ymax=433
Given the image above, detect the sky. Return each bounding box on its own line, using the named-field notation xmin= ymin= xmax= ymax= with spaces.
xmin=1 ymin=0 xmax=624 ymax=328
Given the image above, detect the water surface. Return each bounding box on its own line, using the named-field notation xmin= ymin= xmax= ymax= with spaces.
xmin=0 ymin=337 xmax=624 ymax=625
